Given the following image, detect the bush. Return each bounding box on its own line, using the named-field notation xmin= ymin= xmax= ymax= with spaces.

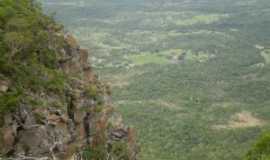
xmin=85 ymin=84 xmax=98 ymax=98
xmin=110 ymin=141 xmax=129 ymax=160
xmin=245 ymin=132 xmax=270 ymax=160
xmin=0 ymin=89 xmax=22 ymax=113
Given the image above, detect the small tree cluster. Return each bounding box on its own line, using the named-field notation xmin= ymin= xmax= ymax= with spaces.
xmin=245 ymin=132 xmax=270 ymax=160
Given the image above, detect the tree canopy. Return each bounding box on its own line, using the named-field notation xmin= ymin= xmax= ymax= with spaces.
xmin=245 ymin=133 xmax=270 ymax=160
xmin=0 ymin=0 xmax=66 ymax=114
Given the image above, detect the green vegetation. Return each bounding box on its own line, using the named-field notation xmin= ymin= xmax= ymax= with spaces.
xmin=85 ymin=84 xmax=98 ymax=98
xmin=174 ymin=14 xmax=229 ymax=26
xmin=0 ymin=0 xmax=66 ymax=114
xmin=110 ymin=141 xmax=129 ymax=159
xmin=127 ymin=53 xmax=169 ymax=66
xmin=245 ymin=132 xmax=270 ymax=160
xmin=0 ymin=1 xmax=134 ymax=160
xmin=43 ymin=0 xmax=270 ymax=159
xmin=0 ymin=89 xmax=22 ymax=113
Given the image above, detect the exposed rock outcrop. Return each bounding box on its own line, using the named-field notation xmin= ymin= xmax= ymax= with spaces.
xmin=0 ymin=33 xmax=138 ymax=160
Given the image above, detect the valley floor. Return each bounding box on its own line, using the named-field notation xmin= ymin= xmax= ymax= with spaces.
xmin=43 ymin=0 xmax=270 ymax=159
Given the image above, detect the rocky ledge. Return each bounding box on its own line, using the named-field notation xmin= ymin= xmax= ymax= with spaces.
xmin=0 ymin=33 xmax=138 ymax=160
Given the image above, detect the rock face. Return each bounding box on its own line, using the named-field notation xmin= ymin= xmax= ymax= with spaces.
xmin=0 ymin=33 xmax=138 ymax=160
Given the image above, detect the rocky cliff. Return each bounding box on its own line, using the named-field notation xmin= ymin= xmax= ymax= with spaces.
xmin=0 ymin=0 xmax=138 ymax=159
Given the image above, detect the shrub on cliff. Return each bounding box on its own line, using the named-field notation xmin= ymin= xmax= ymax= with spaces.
xmin=0 ymin=0 xmax=66 ymax=114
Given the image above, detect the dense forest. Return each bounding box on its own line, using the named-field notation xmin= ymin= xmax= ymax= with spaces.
xmin=0 ymin=0 xmax=270 ymax=160
xmin=42 ymin=0 xmax=270 ymax=160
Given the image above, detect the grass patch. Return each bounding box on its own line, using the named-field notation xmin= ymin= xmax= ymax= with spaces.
xmin=127 ymin=53 xmax=169 ymax=66
xmin=174 ymin=14 xmax=229 ymax=26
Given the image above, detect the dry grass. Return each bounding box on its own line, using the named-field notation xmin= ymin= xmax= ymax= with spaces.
xmin=213 ymin=111 xmax=265 ymax=130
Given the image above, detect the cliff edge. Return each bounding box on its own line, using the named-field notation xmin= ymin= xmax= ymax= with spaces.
xmin=0 ymin=0 xmax=138 ymax=159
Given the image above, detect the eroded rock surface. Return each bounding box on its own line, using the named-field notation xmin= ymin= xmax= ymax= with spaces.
xmin=0 ymin=34 xmax=138 ymax=160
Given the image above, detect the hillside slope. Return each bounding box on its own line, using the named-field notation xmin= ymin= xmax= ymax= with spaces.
xmin=0 ymin=0 xmax=138 ymax=159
